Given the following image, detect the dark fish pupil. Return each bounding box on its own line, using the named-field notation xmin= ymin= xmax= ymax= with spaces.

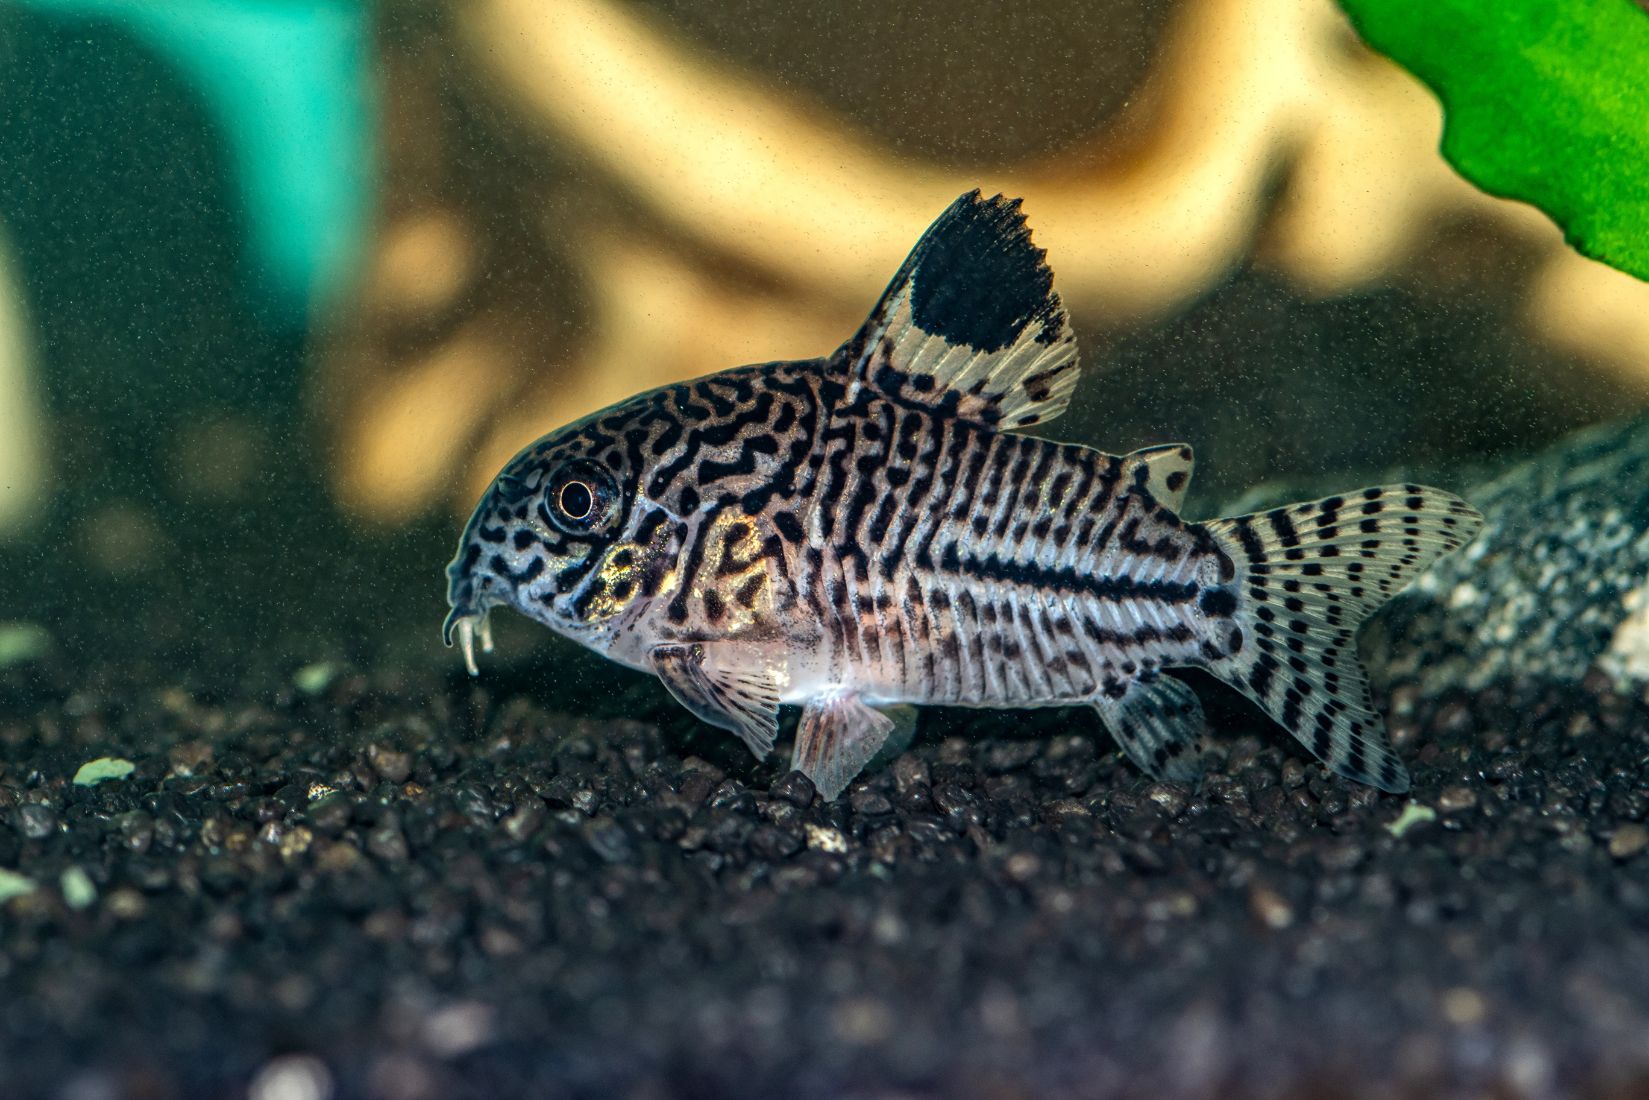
xmin=560 ymin=481 xmax=593 ymax=520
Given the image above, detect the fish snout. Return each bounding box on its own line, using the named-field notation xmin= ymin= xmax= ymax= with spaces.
xmin=442 ymin=606 xmax=496 ymax=677
xmin=443 ymin=561 xmax=501 ymax=676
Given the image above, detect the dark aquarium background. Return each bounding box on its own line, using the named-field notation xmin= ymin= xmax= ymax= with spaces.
xmin=3 ymin=1 xmax=1649 ymax=1098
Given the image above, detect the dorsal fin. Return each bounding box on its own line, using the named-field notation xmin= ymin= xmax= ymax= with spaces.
xmin=839 ymin=190 xmax=1079 ymax=430
xmin=1126 ymin=443 xmax=1195 ymax=511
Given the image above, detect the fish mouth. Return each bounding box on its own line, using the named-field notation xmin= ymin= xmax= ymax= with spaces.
xmin=441 ymin=605 xmax=497 ymax=677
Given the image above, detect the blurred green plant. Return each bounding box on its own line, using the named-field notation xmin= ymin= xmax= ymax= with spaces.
xmin=1340 ymin=0 xmax=1649 ymax=282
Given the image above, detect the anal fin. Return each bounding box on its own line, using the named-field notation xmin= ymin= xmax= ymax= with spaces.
xmin=792 ymin=694 xmax=897 ymax=801
xmin=650 ymin=643 xmax=782 ymax=760
xmin=1092 ymin=674 xmax=1209 ymax=783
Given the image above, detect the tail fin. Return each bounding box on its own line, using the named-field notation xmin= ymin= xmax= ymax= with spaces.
xmin=1204 ymin=484 xmax=1483 ymax=792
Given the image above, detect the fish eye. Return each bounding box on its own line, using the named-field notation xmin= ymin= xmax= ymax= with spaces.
xmin=559 ymin=480 xmax=593 ymax=520
xmin=543 ymin=461 xmax=619 ymax=535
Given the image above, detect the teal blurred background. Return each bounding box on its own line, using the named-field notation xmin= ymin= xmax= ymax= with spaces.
xmin=0 ymin=0 xmax=369 ymax=540
xmin=8 ymin=0 xmax=371 ymax=324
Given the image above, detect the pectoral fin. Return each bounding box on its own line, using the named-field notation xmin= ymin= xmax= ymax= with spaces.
xmin=650 ymin=643 xmax=782 ymax=759
xmin=792 ymin=694 xmax=897 ymax=801
xmin=1092 ymin=673 xmax=1209 ymax=782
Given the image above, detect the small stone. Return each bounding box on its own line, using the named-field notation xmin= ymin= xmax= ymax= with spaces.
xmin=316 ymin=841 xmax=362 ymax=873
xmin=1609 ymin=824 xmax=1649 ymax=860
xmin=805 ymin=824 xmax=848 ymax=854
xmin=248 ymin=1054 xmax=332 ymax=1100
xmin=306 ymin=794 xmax=353 ymax=835
xmin=279 ymin=825 xmax=315 ymax=862
xmin=831 ymin=996 xmax=894 ymax=1046
xmin=702 ymin=782 xmax=751 ymax=816
xmin=367 ymin=819 xmax=409 ymax=862
xmin=849 ymin=789 xmax=893 ymax=816
xmin=16 ymin=802 xmax=56 ymax=840
xmin=1436 ymin=786 xmax=1478 ymax=814
xmin=895 ymin=783 xmax=933 ymax=813
xmin=1441 ymin=987 xmax=1486 ymax=1026
xmin=705 ymin=813 xmax=751 ymax=853
xmin=750 ymin=824 xmax=803 ymax=862
xmin=105 ymin=887 xmax=147 ymax=919
xmin=480 ymin=926 xmax=524 ymax=957
xmin=368 ymin=744 xmax=413 ymax=784
xmin=501 ymin=802 xmax=545 ymax=842
xmin=677 ymin=772 xmax=715 ymax=808
xmin=1144 ymin=782 xmax=1189 ymax=817
xmin=167 ymin=741 xmax=215 ymax=777
xmin=422 ymin=1001 xmax=496 ymax=1059
xmin=1248 ymin=885 xmax=1294 ymax=930
xmin=982 ymin=740 xmax=1041 ymax=773
xmin=116 ymin=810 xmax=155 ymax=854
xmin=770 ymin=771 xmax=816 ymax=809
xmin=583 ymin=818 xmax=633 ymax=863
xmin=1003 ymin=851 xmax=1041 ymax=882
xmin=932 ymin=783 xmax=975 ymax=816
xmin=891 ymin=754 xmax=930 ymax=792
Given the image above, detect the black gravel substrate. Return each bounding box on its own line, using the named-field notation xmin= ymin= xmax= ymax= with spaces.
xmin=4 ymin=642 xmax=1649 ymax=1099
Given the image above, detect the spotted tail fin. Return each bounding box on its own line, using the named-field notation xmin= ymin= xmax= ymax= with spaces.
xmin=1203 ymin=484 xmax=1483 ymax=792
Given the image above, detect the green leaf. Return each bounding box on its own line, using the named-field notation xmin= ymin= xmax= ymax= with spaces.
xmin=60 ymin=867 xmax=97 ymax=911
xmin=1387 ymin=801 xmax=1438 ymax=838
xmin=0 ymin=869 xmax=37 ymax=905
xmin=293 ymin=661 xmax=340 ymax=696
xmin=1339 ymin=0 xmax=1649 ymax=282
xmin=72 ymin=757 xmax=136 ymax=787
xmin=0 ymin=623 xmax=49 ymax=669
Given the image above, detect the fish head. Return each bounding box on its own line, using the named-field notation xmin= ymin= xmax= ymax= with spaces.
xmin=442 ymin=410 xmax=667 ymax=673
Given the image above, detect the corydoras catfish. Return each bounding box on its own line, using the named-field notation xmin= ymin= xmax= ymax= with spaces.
xmin=444 ymin=191 xmax=1483 ymax=800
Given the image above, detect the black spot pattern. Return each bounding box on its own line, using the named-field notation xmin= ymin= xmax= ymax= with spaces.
xmin=1206 ymin=486 xmax=1483 ymax=792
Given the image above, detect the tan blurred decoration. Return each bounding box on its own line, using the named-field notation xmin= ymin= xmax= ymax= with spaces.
xmin=322 ymin=0 xmax=1649 ymax=525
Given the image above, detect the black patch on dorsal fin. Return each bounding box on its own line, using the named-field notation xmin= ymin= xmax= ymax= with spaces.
xmin=838 ymin=190 xmax=1080 ymax=431
xmin=907 ymin=191 xmax=1064 ymax=353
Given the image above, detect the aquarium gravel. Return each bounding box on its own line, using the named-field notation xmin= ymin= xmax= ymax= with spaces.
xmin=3 ymin=639 xmax=1649 ymax=1098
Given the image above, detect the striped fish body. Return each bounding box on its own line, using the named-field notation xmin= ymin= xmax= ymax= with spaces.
xmin=444 ymin=192 xmax=1483 ymax=800
xmin=768 ymin=404 xmax=1227 ymax=711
